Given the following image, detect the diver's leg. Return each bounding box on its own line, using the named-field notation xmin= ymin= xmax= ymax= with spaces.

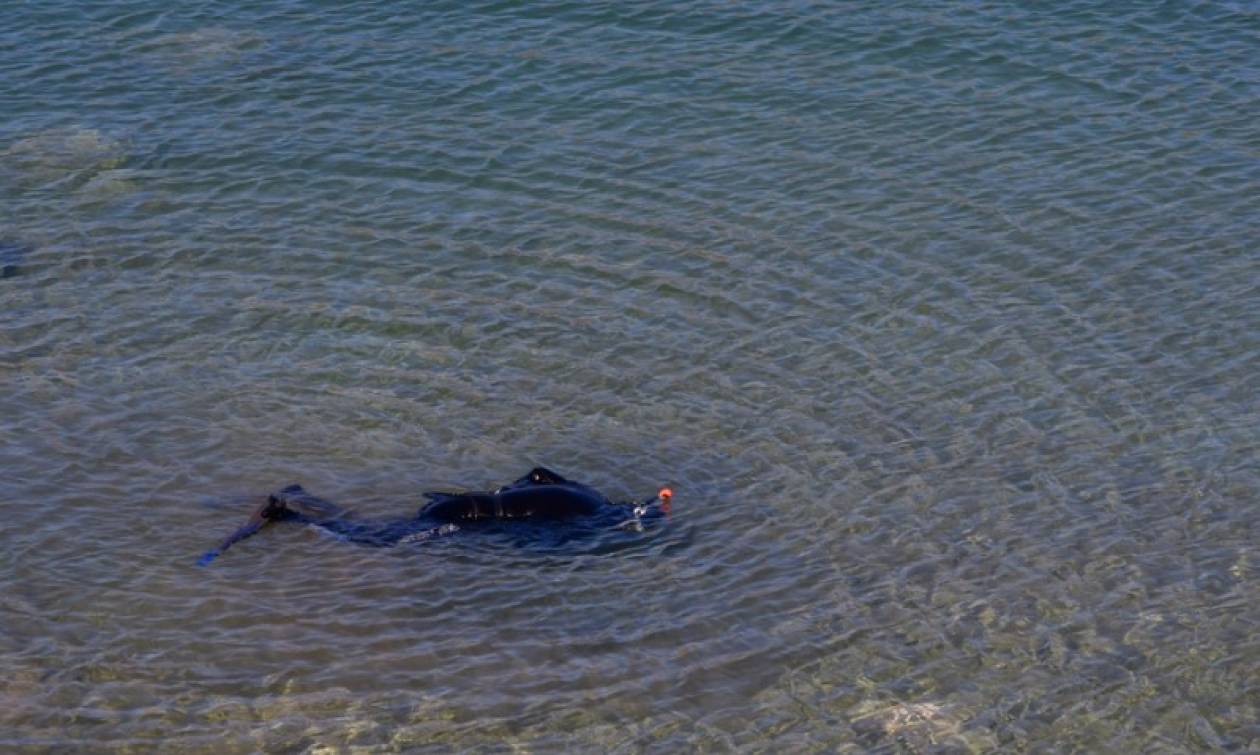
xmin=272 ymin=484 xmax=348 ymax=522
xmin=197 ymin=491 xmax=290 ymax=565
xmin=197 ymin=485 xmax=350 ymax=565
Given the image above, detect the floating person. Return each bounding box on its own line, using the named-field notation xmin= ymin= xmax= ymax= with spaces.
xmin=197 ymin=467 xmax=672 ymax=565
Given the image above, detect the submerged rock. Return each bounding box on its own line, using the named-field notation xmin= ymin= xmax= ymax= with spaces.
xmin=75 ymin=168 xmax=145 ymax=202
xmin=851 ymin=701 xmax=981 ymax=750
xmin=1 ymin=126 xmax=126 ymax=191
xmin=141 ymin=27 xmax=266 ymax=70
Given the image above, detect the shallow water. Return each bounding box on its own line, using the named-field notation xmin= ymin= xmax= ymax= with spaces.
xmin=2 ymin=1 xmax=1259 ymax=751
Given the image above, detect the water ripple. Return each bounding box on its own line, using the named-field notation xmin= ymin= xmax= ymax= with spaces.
xmin=2 ymin=0 xmax=1260 ymax=750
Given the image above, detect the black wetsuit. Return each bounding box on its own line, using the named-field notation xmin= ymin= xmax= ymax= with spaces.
xmin=198 ymin=467 xmax=667 ymax=564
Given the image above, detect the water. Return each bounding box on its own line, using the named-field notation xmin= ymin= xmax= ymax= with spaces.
xmin=2 ymin=1 xmax=1258 ymax=750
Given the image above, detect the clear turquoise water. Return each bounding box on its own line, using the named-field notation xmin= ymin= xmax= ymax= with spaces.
xmin=2 ymin=2 xmax=1258 ymax=751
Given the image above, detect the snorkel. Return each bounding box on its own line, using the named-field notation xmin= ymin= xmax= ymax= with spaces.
xmin=632 ymin=487 xmax=673 ymax=519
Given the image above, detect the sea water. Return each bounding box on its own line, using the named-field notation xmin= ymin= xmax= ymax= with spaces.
xmin=2 ymin=1 xmax=1259 ymax=750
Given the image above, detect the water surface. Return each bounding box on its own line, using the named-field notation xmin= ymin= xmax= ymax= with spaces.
xmin=2 ymin=1 xmax=1259 ymax=751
